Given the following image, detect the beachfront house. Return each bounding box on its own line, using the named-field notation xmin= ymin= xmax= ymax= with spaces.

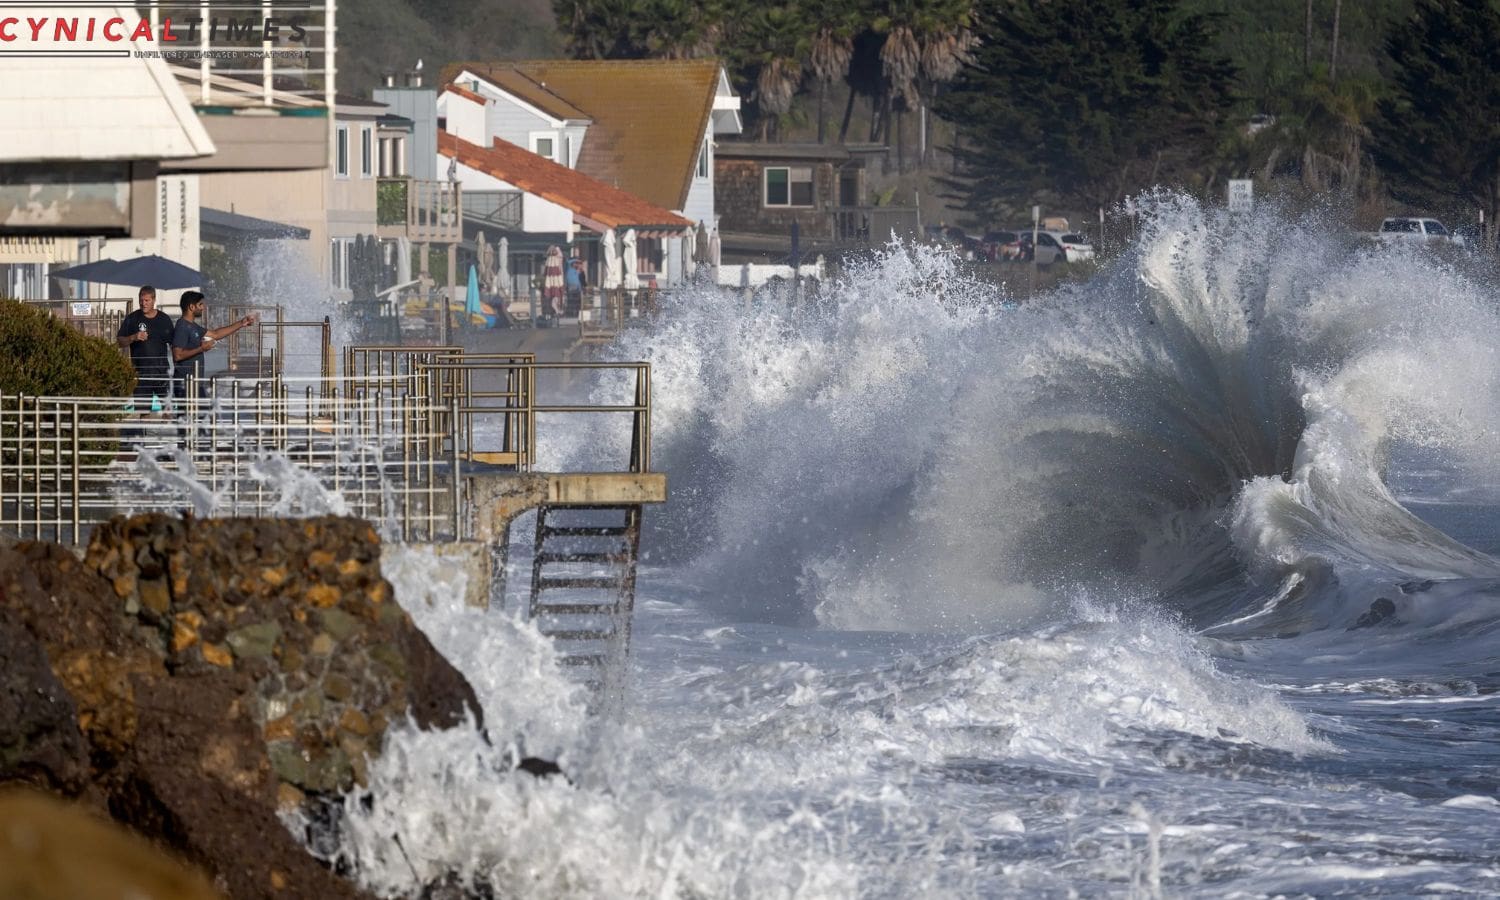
xmin=436 ymin=126 xmax=692 ymax=311
xmin=435 ymin=59 xmax=742 ymax=282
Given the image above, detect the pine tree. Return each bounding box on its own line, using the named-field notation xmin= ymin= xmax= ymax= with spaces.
xmin=1369 ymin=0 xmax=1500 ymax=241
xmin=934 ymin=0 xmax=1237 ymax=220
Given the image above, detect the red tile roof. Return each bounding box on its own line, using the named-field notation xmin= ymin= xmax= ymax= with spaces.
xmin=440 ymin=59 xmax=722 ymax=212
xmin=439 ymin=130 xmax=691 ymax=233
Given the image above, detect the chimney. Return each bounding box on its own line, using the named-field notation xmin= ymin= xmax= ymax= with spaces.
xmin=383 ymin=72 xmax=396 ymax=87
xmin=406 ymin=70 xmax=423 ymax=88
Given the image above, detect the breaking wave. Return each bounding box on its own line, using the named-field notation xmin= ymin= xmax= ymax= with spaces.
xmin=599 ymin=195 xmax=1500 ymax=636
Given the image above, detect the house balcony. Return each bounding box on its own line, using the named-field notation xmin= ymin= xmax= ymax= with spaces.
xmin=830 ymin=206 xmax=921 ymax=244
xmin=376 ymin=178 xmax=463 ymax=243
xmin=464 ymin=190 xmax=524 ymax=233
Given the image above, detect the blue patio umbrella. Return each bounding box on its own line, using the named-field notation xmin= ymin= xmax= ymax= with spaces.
xmin=465 ymin=264 xmax=482 ymax=317
xmin=52 ymin=254 xmax=203 ymax=290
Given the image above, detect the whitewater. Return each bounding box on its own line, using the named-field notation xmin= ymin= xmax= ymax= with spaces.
xmin=309 ymin=197 xmax=1498 ymax=896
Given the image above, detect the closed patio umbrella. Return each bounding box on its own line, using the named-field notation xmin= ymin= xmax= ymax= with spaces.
xmin=601 ymin=229 xmax=621 ymax=288
xmin=694 ymin=222 xmax=710 ymax=264
xmin=497 ymin=236 xmax=511 ymax=297
xmin=622 ymin=229 xmax=639 ymax=290
xmin=543 ymin=245 xmax=566 ymax=317
xmin=466 ymin=264 xmax=482 ymax=318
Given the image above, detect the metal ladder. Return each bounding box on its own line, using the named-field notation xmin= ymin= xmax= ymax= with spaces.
xmin=527 ymin=504 xmax=643 ymax=672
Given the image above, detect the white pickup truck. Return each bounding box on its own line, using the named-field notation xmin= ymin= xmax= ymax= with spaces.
xmin=1368 ymin=217 xmax=1460 ymax=245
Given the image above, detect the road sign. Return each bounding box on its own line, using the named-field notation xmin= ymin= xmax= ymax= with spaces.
xmin=1228 ymin=179 xmax=1253 ymax=213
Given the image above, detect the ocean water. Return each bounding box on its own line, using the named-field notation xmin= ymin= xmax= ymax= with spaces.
xmin=335 ymin=198 xmax=1500 ymax=897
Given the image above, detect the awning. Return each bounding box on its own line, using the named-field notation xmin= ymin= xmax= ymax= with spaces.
xmin=200 ymin=207 xmax=311 ymax=243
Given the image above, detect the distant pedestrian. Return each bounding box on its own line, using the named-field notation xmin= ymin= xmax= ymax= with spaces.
xmin=171 ymin=291 xmax=257 ymax=402
xmin=565 ymin=256 xmax=587 ymax=315
xmin=116 ymin=285 xmax=174 ymax=408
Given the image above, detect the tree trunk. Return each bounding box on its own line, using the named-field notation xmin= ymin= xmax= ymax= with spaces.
xmin=1304 ymin=0 xmax=1314 ymax=71
xmin=881 ymin=95 xmax=894 ymax=174
xmin=868 ymin=91 xmax=883 ymax=143
xmin=1330 ymin=0 xmax=1342 ymax=83
xmin=817 ymin=81 xmax=827 ymax=144
xmin=896 ymin=108 xmax=905 ymax=172
xmin=838 ymin=87 xmax=857 ymax=143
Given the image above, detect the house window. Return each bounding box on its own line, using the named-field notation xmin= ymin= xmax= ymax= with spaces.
xmin=764 ymin=166 xmax=813 ymax=207
xmin=360 ymin=126 xmax=373 ymax=177
xmin=335 ymin=125 xmax=349 ymax=177
xmin=696 ymin=140 xmax=709 ymax=179
xmin=530 ymin=132 xmax=557 ymax=162
xmin=636 ymin=237 xmax=664 ymax=274
xmin=330 ymin=237 xmax=352 ymax=289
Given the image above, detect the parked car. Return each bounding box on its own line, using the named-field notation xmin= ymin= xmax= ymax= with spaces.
xmin=1020 ymin=231 xmax=1096 ymax=265
xmin=925 ymin=224 xmax=983 ymax=258
xmin=1371 ymin=217 xmax=1458 ymax=245
xmin=980 ymin=230 xmax=1024 ymax=262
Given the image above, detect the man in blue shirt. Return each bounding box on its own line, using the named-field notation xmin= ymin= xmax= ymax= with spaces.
xmin=171 ymin=291 xmax=257 ymax=402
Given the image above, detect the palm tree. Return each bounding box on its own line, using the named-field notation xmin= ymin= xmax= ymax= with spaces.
xmin=742 ymin=4 xmax=809 ymax=139
xmin=810 ymin=24 xmax=855 ymax=142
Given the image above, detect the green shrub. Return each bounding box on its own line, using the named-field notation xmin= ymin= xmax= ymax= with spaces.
xmin=0 ymin=300 xmax=135 ymax=397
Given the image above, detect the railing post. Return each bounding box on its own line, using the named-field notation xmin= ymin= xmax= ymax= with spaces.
xmin=449 ymin=395 xmax=462 ymax=540
xmin=321 ymin=315 xmax=332 ymax=401
xmin=69 ymin=401 xmax=79 ymax=545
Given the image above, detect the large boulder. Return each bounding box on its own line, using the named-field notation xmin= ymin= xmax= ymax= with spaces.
xmin=0 ymin=514 xmax=484 ymax=899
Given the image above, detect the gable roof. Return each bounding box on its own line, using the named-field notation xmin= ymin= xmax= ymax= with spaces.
xmin=443 ymin=83 xmax=488 ymax=106
xmin=439 ymin=130 xmax=690 ymax=233
xmin=450 ymin=68 xmax=589 ymax=122
xmin=441 ymin=59 xmax=721 ymax=212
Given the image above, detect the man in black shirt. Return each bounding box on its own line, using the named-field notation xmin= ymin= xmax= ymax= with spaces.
xmin=116 ymin=285 xmax=175 ymax=407
xmin=171 ymin=291 xmax=257 ymax=401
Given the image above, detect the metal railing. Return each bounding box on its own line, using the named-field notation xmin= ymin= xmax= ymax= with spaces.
xmin=579 ymin=288 xmax=658 ymax=343
xmin=1 ymin=348 xmax=652 ymax=544
xmin=214 ymin=307 xmax=333 ymax=384
xmin=831 ymin=206 xmax=921 ymax=243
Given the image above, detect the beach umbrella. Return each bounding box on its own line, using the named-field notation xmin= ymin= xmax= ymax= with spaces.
xmin=601 ymin=229 xmax=621 ymax=288
xmin=53 ymin=254 xmax=202 ymax=290
xmin=462 ymin=265 xmax=480 ymax=318
xmin=681 ymin=232 xmax=695 ymax=281
xmin=622 ymin=229 xmax=639 ymax=290
xmin=709 ymin=228 xmax=721 ymax=267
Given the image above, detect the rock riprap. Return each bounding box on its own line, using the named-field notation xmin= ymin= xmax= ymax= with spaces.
xmin=0 ymin=514 xmax=485 ymax=899
xmin=84 ymin=514 xmax=481 ymax=796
